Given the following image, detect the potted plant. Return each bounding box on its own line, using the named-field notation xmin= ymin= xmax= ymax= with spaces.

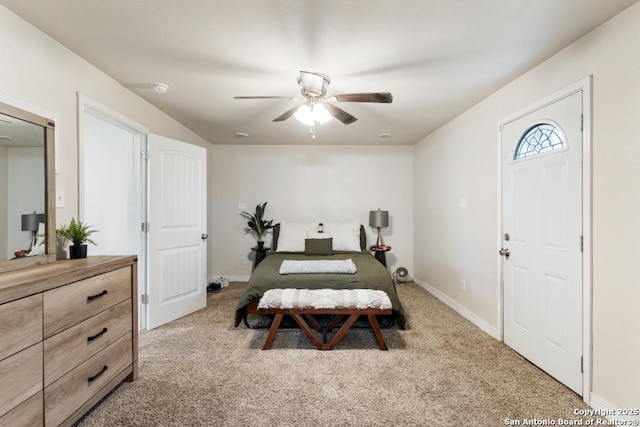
xmin=240 ymin=202 xmax=278 ymax=249
xmin=57 ymin=218 xmax=98 ymax=259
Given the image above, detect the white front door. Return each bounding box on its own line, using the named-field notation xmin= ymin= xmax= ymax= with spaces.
xmin=147 ymin=134 xmax=207 ymax=329
xmin=501 ymin=91 xmax=583 ymax=394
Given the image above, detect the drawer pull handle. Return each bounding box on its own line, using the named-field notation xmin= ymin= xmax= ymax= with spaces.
xmin=87 ymin=365 xmax=108 ymax=383
xmin=87 ymin=290 xmax=108 ymax=302
xmin=87 ymin=327 xmax=108 ymax=343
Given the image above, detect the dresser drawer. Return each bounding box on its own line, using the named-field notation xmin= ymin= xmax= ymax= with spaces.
xmin=44 ymin=299 xmax=132 ymax=387
xmin=0 ymin=343 xmax=43 ymax=418
xmin=0 ymin=294 xmax=42 ymax=361
xmin=43 ymin=267 xmax=131 ymax=338
xmin=44 ymin=332 xmax=133 ymax=427
xmin=0 ymin=391 xmax=43 ymax=427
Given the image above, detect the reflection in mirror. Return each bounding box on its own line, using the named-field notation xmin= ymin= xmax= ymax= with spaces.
xmin=0 ymin=101 xmax=54 ymax=273
xmin=0 ymin=111 xmax=46 ymax=260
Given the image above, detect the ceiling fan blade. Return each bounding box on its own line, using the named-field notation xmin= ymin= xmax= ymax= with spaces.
xmin=272 ymin=105 xmax=300 ymax=122
xmin=324 ymin=104 xmax=358 ymax=125
xmin=331 ymin=92 xmax=393 ymax=103
xmin=234 ymin=96 xmax=299 ymax=100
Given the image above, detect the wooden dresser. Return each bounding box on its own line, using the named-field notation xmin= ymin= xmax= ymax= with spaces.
xmin=0 ymin=256 xmax=138 ymax=427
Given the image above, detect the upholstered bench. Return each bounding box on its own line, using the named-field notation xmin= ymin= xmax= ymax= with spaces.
xmin=256 ymin=288 xmax=393 ymax=351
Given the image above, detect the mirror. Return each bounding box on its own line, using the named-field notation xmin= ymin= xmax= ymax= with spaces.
xmin=0 ymin=101 xmax=56 ymax=273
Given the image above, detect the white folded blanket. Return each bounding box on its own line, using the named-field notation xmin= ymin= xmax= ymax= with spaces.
xmin=279 ymin=259 xmax=357 ymax=275
xmin=258 ymin=288 xmax=392 ymax=310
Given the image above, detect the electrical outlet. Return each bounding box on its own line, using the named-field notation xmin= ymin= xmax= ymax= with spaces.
xmin=240 ymin=256 xmax=246 ymax=265
xmin=238 ymin=201 xmax=247 ymax=210
xmin=460 ymin=279 xmax=467 ymax=292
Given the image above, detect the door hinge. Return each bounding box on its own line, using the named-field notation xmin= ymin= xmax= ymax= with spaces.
xmin=580 ymin=114 xmax=584 ymax=132
xmin=580 ymin=235 xmax=583 ymax=252
xmin=141 ymin=149 xmax=150 ymax=160
xmin=141 ymin=222 xmax=150 ymax=232
xmin=581 ymin=356 xmax=583 ymax=373
xmin=141 ymin=294 xmax=149 ymax=304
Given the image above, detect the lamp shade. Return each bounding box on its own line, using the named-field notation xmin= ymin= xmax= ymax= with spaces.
xmin=369 ymin=209 xmax=389 ymax=228
xmin=21 ymin=212 xmax=45 ymax=232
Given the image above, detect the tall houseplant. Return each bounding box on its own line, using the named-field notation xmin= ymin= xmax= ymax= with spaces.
xmin=57 ymin=218 xmax=98 ymax=259
xmin=241 ymin=202 xmax=278 ymax=248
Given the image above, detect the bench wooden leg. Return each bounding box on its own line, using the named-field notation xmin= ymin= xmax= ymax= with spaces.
xmin=326 ymin=314 xmax=345 ymax=333
xmin=321 ymin=314 xmax=360 ymax=350
xmin=303 ymin=314 xmax=323 ymax=333
xmin=262 ymin=313 xmax=284 ymax=350
xmin=292 ymin=314 xmax=325 ymax=349
xmin=367 ymin=314 xmax=388 ymax=351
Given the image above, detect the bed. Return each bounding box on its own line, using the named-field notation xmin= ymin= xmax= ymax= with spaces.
xmin=234 ymin=221 xmax=407 ymax=330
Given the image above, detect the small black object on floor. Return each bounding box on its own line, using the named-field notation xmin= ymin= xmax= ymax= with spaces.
xmin=207 ymin=282 xmax=222 ymax=293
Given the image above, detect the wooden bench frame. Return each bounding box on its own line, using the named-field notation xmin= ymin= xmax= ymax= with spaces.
xmin=256 ymin=305 xmax=392 ymax=351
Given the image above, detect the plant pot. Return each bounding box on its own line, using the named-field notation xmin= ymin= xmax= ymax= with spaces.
xmin=257 ymin=241 xmax=265 ymax=250
xmin=69 ymin=244 xmax=88 ymax=259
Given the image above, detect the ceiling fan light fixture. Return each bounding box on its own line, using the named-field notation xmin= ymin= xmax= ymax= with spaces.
xmin=294 ymin=104 xmax=332 ymax=126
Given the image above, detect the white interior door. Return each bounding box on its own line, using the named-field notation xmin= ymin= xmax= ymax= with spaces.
xmin=147 ymin=134 xmax=207 ymax=330
xmin=501 ymin=91 xmax=583 ymax=394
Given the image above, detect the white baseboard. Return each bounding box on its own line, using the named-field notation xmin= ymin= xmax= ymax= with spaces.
xmin=412 ymin=277 xmax=499 ymax=339
xmin=589 ymin=393 xmax=640 ymax=423
xmin=208 ymin=274 xmax=250 ymax=283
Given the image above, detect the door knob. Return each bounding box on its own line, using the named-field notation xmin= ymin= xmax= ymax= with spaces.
xmin=201 ymin=234 xmax=209 ymax=241
xmin=499 ymin=248 xmax=510 ymax=259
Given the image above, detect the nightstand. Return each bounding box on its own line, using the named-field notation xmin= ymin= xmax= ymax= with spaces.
xmin=252 ymin=246 xmax=270 ymax=268
xmin=370 ymin=245 xmax=391 ymax=267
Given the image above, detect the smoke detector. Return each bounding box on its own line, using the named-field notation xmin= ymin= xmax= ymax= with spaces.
xmin=151 ymin=82 xmax=169 ymax=93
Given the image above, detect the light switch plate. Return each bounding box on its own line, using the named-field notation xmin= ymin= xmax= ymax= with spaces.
xmin=56 ymin=190 xmax=65 ymax=208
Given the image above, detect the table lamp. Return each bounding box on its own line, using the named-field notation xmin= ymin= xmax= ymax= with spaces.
xmin=21 ymin=211 xmax=45 ymax=249
xmin=369 ymin=209 xmax=389 ymax=247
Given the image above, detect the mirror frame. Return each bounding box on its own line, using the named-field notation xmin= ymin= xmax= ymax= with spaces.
xmin=0 ymin=101 xmax=56 ymax=274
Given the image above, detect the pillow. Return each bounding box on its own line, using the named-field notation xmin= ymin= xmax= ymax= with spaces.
xmin=276 ymin=221 xmax=317 ymax=252
xmin=307 ymin=231 xmax=330 ymax=239
xmin=323 ymin=221 xmax=361 ymax=252
xmin=304 ymin=238 xmax=334 ymax=255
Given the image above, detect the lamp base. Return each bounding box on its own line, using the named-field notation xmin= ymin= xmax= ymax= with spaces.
xmin=376 ymin=228 xmax=384 ymax=247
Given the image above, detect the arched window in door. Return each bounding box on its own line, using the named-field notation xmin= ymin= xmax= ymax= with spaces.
xmin=514 ymin=122 xmax=566 ymax=160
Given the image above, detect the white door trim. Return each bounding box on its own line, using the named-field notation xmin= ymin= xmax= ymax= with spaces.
xmin=77 ymin=93 xmax=150 ymax=329
xmin=496 ymin=76 xmax=592 ymax=403
xmin=77 ymin=93 xmax=149 ymax=217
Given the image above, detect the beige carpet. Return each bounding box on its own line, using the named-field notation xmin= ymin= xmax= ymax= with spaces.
xmin=75 ymin=281 xmax=595 ymax=427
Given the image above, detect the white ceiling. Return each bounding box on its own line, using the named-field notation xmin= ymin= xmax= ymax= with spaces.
xmin=1 ymin=0 xmax=638 ymax=145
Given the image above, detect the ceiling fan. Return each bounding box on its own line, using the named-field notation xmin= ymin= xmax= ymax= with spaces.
xmin=234 ymin=71 xmax=392 ymax=137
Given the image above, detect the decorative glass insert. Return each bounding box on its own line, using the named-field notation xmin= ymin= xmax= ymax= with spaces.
xmin=514 ymin=123 xmax=566 ymax=160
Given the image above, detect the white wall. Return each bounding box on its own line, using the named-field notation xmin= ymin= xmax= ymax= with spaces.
xmin=209 ymin=144 xmax=413 ymax=278
xmin=413 ymin=2 xmax=640 ymax=414
xmin=0 ymin=5 xmax=211 ymax=229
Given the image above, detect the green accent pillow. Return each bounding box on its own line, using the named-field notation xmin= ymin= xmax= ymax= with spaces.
xmin=305 ymin=238 xmax=333 ymax=255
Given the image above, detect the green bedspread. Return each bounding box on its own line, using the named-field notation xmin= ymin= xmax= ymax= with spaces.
xmin=234 ymin=251 xmax=406 ymax=329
